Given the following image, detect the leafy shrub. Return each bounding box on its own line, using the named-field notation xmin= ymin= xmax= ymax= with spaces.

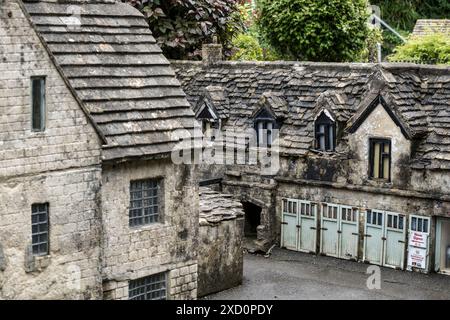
xmin=230 ymin=34 xmax=264 ymax=61
xmin=124 ymin=0 xmax=244 ymax=60
xmin=389 ymin=34 xmax=450 ymax=64
xmin=256 ymin=0 xmax=371 ymax=62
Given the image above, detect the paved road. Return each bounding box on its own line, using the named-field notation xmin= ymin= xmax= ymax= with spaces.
xmin=204 ymin=248 xmax=450 ymax=300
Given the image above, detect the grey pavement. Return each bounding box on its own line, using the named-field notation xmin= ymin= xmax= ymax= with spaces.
xmin=204 ymin=248 xmax=450 ymax=300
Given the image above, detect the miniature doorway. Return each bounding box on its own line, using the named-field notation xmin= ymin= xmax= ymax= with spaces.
xmin=242 ymin=202 xmax=262 ymax=238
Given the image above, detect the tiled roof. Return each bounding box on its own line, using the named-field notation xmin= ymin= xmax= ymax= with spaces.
xmin=413 ymin=19 xmax=450 ymax=36
xmin=22 ymin=0 xmax=200 ymax=162
xmin=173 ymin=61 xmax=450 ymax=170
xmin=199 ymin=187 xmax=244 ymax=225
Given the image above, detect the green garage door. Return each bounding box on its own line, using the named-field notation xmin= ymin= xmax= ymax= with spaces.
xmin=282 ymin=199 xmax=318 ymax=254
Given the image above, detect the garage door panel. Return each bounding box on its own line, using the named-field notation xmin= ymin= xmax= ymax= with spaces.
xmin=321 ymin=219 xmax=339 ymax=257
xmin=282 ymin=213 xmax=298 ymax=250
xmin=365 ymin=226 xmax=383 ymax=265
xmin=384 ymin=229 xmax=405 ymax=268
xmin=299 ymin=216 xmax=316 ymax=253
xmin=341 ymin=222 xmax=358 ymax=259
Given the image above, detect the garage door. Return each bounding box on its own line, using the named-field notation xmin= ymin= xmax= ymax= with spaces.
xmin=364 ymin=210 xmax=406 ymax=269
xmin=320 ymin=203 xmax=359 ymax=260
xmin=281 ymin=199 xmax=318 ymax=253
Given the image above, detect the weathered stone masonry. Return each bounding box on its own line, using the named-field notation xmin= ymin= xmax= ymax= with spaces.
xmin=1 ymin=0 xmax=202 ymax=299
xmin=174 ymin=56 xmax=450 ymax=273
xmin=0 ymin=0 xmax=103 ymax=299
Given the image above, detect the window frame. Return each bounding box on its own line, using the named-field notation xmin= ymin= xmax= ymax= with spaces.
xmin=369 ymin=138 xmax=392 ymax=181
xmin=128 ymin=272 xmax=168 ymax=300
xmin=314 ymin=112 xmax=336 ymax=152
xmin=255 ymin=118 xmax=276 ymax=148
xmin=129 ymin=178 xmax=163 ymax=228
xmin=31 ymin=203 xmax=50 ymax=256
xmin=31 ymin=76 xmax=46 ymax=132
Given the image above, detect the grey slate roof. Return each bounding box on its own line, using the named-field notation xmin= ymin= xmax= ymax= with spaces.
xmin=173 ymin=61 xmax=450 ymax=170
xmin=199 ymin=187 xmax=244 ymax=225
xmin=413 ymin=19 xmax=450 ymax=37
xmin=22 ymin=0 xmax=199 ymax=161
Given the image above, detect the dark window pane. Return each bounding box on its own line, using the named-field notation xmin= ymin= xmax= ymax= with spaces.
xmin=31 ymin=78 xmax=45 ymax=131
xmin=129 ymin=179 xmax=161 ymax=227
xmin=423 ymin=219 xmax=428 ymax=233
xmin=31 ymin=203 xmax=49 ymax=256
xmin=129 ymin=273 xmax=167 ymax=300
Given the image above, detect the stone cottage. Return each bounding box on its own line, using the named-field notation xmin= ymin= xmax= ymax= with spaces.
xmin=174 ymin=48 xmax=450 ymax=275
xmin=0 ymin=0 xmax=200 ymax=299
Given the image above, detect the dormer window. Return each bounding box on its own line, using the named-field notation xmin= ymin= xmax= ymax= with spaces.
xmin=256 ymin=120 xmax=275 ymax=147
xmin=315 ymin=111 xmax=336 ymax=152
xmin=369 ymin=138 xmax=391 ymax=181
xmin=202 ymin=119 xmax=219 ymax=140
xmin=196 ymin=104 xmax=219 ymax=140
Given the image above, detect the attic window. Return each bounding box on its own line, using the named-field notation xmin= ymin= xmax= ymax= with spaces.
xmin=197 ymin=104 xmax=219 ymax=139
xmin=315 ymin=111 xmax=336 ymax=152
xmin=256 ymin=120 xmax=275 ymax=147
xmin=202 ymin=119 xmax=219 ymax=139
xmin=369 ymin=138 xmax=391 ymax=181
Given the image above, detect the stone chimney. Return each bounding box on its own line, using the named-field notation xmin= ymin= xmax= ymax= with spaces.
xmin=202 ymin=36 xmax=223 ymax=65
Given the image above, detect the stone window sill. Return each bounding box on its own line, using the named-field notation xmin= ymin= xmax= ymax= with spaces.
xmin=129 ymin=222 xmax=170 ymax=233
xmin=25 ymin=254 xmax=51 ymax=273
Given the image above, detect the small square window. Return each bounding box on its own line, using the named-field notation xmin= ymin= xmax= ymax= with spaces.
xmin=31 ymin=77 xmax=46 ymax=132
xmin=129 ymin=179 xmax=162 ymax=227
xmin=31 ymin=203 xmax=49 ymax=256
xmin=129 ymin=273 xmax=167 ymax=300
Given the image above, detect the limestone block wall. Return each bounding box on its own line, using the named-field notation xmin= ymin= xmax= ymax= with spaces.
xmin=0 ymin=167 xmax=103 ymax=299
xmin=0 ymin=0 xmax=103 ymax=299
xmin=0 ymin=0 xmax=102 ymax=179
xmin=197 ymin=188 xmax=244 ymax=297
xmin=100 ymin=159 xmax=199 ymax=300
xmin=198 ymin=218 xmax=244 ymax=297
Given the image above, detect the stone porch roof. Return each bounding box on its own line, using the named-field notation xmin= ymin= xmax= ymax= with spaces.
xmin=173 ymin=61 xmax=450 ymax=170
xmin=199 ymin=187 xmax=244 ymax=225
xmin=21 ymin=0 xmax=200 ymax=162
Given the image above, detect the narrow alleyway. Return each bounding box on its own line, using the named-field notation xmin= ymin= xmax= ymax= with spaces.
xmin=204 ymin=248 xmax=450 ymax=300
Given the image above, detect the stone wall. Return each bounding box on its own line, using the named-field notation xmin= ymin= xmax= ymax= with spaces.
xmin=0 ymin=0 xmax=103 ymax=299
xmin=0 ymin=0 xmax=102 ymax=178
xmin=0 ymin=168 xmax=102 ymax=299
xmin=100 ymin=159 xmax=199 ymax=300
xmin=197 ymin=188 xmax=244 ymax=297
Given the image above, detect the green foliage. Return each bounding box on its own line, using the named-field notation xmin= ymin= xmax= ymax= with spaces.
xmin=230 ymin=33 xmax=280 ymax=61
xmin=124 ymin=0 xmax=244 ymax=60
xmin=389 ymin=34 xmax=450 ymax=64
xmin=255 ymin=0 xmax=371 ymax=62
xmin=370 ymin=0 xmax=450 ymax=31
xmin=370 ymin=1 xmax=450 ymax=56
xmin=229 ymin=3 xmax=281 ymax=61
xmin=230 ymin=34 xmax=264 ymax=60
xmin=359 ymin=28 xmax=383 ymax=62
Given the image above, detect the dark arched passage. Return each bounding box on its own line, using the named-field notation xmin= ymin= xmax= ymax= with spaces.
xmin=242 ymin=201 xmax=262 ymax=238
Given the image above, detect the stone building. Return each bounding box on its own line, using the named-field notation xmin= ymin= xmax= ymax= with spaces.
xmin=198 ymin=187 xmax=244 ymax=297
xmin=174 ymin=49 xmax=450 ymax=275
xmin=1 ymin=0 xmax=200 ymax=299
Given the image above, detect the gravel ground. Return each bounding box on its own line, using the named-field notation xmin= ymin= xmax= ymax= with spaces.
xmin=204 ymin=248 xmax=450 ymax=300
